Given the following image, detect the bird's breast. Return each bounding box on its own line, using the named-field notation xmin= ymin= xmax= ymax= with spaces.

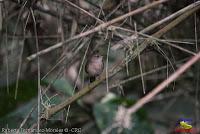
xmin=86 ymin=61 xmax=103 ymax=76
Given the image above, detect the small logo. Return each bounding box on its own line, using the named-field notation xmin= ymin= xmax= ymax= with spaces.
xmin=174 ymin=118 xmax=197 ymax=134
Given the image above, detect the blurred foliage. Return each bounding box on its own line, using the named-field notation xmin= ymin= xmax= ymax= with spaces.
xmin=93 ymin=93 xmax=154 ymax=134
xmin=43 ymin=77 xmax=74 ymax=96
xmin=0 ymin=78 xmax=74 ymax=129
xmin=0 ymin=80 xmax=37 ymax=118
xmin=0 ymin=80 xmax=37 ymax=128
xmin=0 ymin=99 xmax=37 ymax=129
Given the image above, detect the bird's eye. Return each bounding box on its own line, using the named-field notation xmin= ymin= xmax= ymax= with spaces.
xmin=95 ymin=55 xmax=100 ymax=58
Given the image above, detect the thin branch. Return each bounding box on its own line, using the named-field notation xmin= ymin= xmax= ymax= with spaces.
xmin=30 ymin=8 xmax=41 ymax=131
xmin=109 ymin=58 xmax=189 ymax=89
xmin=141 ymin=1 xmax=200 ymax=33
xmin=26 ymin=0 xmax=169 ymax=61
xmin=15 ymin=11 xmax=30 ymax=99
xmin=194 ymin=4 xmax=200 ymax=129
xmin=41 ymin=4 xmax=200 ymax=120
xmin=10 ymin=0 xmax=72 ymax=22
xmin=63 ymin=0 xmax=103 ymax=23
xmin=135 ymin=22 xmax=146 ymax=94
xmin=111 ymin=1 xmax=200 ymax=50
xmin=137 ymin=33 xmax=197 ymax=55
xmin=16 ymin=105 xmax=36 ymax=134
xmin=127 ymin=50 xmax=200 ymax=114
xmin=106 ymin=40 xmax=111 ymax=92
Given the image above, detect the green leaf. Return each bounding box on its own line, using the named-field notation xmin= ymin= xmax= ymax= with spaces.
xmin=43 ymin=77 xmax=73 ymax=96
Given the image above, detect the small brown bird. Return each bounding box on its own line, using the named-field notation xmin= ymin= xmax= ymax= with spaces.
xmin=85 ymin=52 xmax=104 ymax=82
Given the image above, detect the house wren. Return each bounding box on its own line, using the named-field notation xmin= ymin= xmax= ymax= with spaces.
xmin=85 ymin=52 xmax=104 ymax=82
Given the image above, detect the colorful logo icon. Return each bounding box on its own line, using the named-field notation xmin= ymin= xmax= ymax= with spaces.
xmin=179 ymin=120 xmax=192 ymax=129
xmin=174 ymin=118 xmax=197 ymax=134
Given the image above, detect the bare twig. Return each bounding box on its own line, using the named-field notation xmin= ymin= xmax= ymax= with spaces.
xmin=15 ymin=11 xmax=30 ymax=99
xmin=41 ymin=3 xmax=200 ymax=120
xmin=10 ymin=0 xmax=72 ymax=22
xmin=109 ymin=58 xmax=189 ymax=89
xmin=135 ymin=22 xmax=146 ymax=94
xmin=194 ymin=5 xmax=200 ymax=129
xmin=63 ymin=0 xmax=103 ymax=23
xmin=127 ymin=50 xmax=200 ymax=114
xmin=27 ymin=0 xmax=169 ymax=61
xmin=30 ymin=8 xmax=41 ymax=131
xmin=141 ymin=1 xmax=200 ymax=33
xmin=16 ymin=105 xmax=36 ymax=134
xmin=111 ymin=1 xmax=200 ymax=50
